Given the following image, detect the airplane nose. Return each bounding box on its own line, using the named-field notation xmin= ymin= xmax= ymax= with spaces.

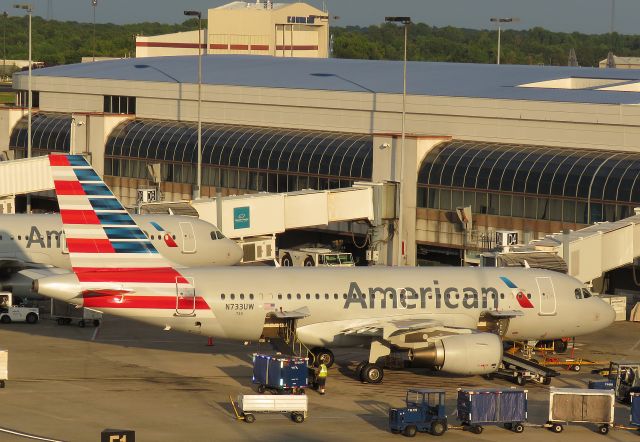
xmin=602 ymin=301 xmax=616 ymax=327
xmin=225 ymin=240 xmax=243 ymax=265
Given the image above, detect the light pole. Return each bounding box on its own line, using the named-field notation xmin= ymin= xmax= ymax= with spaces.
xmin=489 ymin=17 xmax=518 ymax=64
xmin=184 ymin=10 xmax=202 ymax=200
xmin=2 ymin=12 xmax=7 ymax=75
xmin=92 ymin=0 xmax=97 ymax=62
xmin=385 ymin=16 xmax=410 ymax=266
xmin=14 ymin=3 xmax=32 ymax=213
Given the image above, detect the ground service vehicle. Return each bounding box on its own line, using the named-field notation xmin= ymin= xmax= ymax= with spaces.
xmin=232 ymin=394 xmax=307 ymax=423
xmin=279 ymin=247 xmax=354 ymax=267
xmin=457 ymin=388 xmax=527 ymax=434
xmin=0 ymin=292 xmax=39 ymax=324
xmin=546 ymin=387 xmax=614 ymax=435
xmin=51 ymin=299 xmax=102 ymax=327
xmin=389 ymin=389 xmax=447 ymax=437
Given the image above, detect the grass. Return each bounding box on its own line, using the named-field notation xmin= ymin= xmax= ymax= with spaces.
xmin=0 ymin=91 xmax=14 ymax=105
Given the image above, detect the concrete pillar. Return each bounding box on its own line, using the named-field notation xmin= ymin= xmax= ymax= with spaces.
xmin=0 ymin=107 xmax=27 ymax=158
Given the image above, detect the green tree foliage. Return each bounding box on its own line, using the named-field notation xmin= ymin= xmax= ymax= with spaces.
xmin=1 ymin=16 xmax=203 ymax=65
xmin=332 ymin=23 xmax=638 ymax=67
xmin=0 ymin=16 xmax=636 ymax=67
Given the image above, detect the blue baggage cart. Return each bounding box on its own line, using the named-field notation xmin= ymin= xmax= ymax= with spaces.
xmin=252 ymin=354 xmax=308 ymax=394
xmin=631 ymin=392 xmax=640 ymax=428
xmin=457 ymin=388 xmax=527 ymax=434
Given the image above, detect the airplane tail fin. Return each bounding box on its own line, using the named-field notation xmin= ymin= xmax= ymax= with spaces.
xmin=48 ymin=154 xmax=188 ymax=285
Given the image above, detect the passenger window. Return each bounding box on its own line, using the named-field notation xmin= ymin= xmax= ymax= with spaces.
xmin=582 ymin=288 xmax=592 ymax=299
xmin=575 ymin=289 xmax=582 ymax=299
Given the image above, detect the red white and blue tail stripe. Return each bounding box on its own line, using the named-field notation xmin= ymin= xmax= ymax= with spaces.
xmin=48 ymin=154 xmax=209 ymax=313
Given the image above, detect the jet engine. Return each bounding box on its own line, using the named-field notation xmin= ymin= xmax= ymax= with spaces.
xmin=408 ymin=332 xmax=502 ymax=375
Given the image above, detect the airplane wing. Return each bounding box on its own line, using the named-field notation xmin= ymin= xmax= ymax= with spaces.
xmin=341 ymin=317 xmax=445 ymax=339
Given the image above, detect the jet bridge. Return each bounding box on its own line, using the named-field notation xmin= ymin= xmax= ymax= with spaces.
xmin=532 ymin=208 xmax=640 ymax=283
xmin=0 ymin=156 xmax=54 ymax=212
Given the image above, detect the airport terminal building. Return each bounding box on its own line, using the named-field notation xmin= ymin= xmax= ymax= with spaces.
xmin=2 ymin=55 xmax=640 ymax=266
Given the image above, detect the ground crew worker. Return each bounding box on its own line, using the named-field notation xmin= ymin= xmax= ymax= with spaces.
xmin=317 ymin=362 xmax=328 ymax=395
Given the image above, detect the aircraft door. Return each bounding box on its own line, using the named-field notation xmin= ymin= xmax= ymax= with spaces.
xmin=536 ymin=277 xmax=557 ymax=315
xmin=179 ymin=222 xmax=196 ymax=254
xmin=175 ymin=277 xmax=196 ymax=316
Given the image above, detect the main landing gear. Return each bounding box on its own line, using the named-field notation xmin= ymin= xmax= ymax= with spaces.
xmin=308 ymin=347 xmax=335 ymax=367
xmin=355 ymin=340 xmax=390 ymax=384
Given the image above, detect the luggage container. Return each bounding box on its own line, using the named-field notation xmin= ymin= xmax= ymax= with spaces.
xmin=0 ymin=349 xmax=6 ymax=388
xmin=457 ymin=388 xmax=527 ymax=434
xmin=252 ymin=353 xmax=308 ymax=394
xmin=546 ymin=387 xmax=614 ymax=435
xmin=631 ymin=392 xmax=640 ymax=429
xmin=231 ymin=394 xmax=308 ymax=423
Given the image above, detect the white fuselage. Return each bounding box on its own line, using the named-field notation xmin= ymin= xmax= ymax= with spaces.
xmin=39 ymin=266 xmax=616 ymax=346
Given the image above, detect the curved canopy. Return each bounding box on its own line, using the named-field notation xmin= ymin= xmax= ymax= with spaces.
xmin=419 ymin=141 xmax=640 ymax=204
xmin=9 ymin=113 xmax=70 ymax=153
xmin=106 ymin=119 xmax=372 ymax=180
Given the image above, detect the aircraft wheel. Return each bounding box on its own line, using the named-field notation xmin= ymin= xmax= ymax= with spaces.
xmin=280 ymin=254 xmax=293 ymax=267
xmin=292 ymin=412 xmax=304 ymax=423
xmin=551 ymin=424 xmax=563 ymax=433
xmin=515 ymin=374 xmax=526 ymax=386
xmin=471 ymin=425 xmax=483 ymax=434
xmin=303 ymin=257 xmax=315 ymax=267
xmin=554 ymin=339 xmax=568 ymax=353
xmin=310 ymin=347 xmax=334 ymax=367
xmin=361 ymin=363 xmax=384 ymax=384
xmin=513 ymin=423 xmax=524 ymax=433
xmin=0 ymin=315 xmax=11 ymax=324
xmin=26 ymin=313 xmax=38 ymax=324
xmin=403 ymin=425 xmax=417 ymax=437
xmin=543 ymin=376 xmax=552 ymax=385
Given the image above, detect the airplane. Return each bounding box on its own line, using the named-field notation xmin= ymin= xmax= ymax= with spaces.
xmin=34 ymin=154 xmax=616 ymax=384
xmin=0 ymin=213 xmax=243 ymax=297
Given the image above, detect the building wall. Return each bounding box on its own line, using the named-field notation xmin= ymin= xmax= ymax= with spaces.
xmin=136 ymin=30 xmax=207 ymax=58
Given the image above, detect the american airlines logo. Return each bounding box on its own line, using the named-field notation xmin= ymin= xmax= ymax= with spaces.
xmin=344 ymin=278 xmax=535 ymax=310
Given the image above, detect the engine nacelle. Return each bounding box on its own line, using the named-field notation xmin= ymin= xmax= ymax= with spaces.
xmin=409 ymin=333 xmax=502 ymax=375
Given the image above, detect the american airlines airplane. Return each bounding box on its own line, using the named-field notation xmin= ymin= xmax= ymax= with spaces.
xmin=35 ymin=154 xmax=616 ymax=384
xmin=0 ymin=214 xmax=243 ymax=297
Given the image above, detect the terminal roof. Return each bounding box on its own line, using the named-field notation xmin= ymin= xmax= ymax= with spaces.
xmin=21 ymin=55 xmax=640 ymax=104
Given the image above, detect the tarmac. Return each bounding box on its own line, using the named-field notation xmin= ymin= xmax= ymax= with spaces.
xmin=0 ymin=316 xmax=639 ymax=441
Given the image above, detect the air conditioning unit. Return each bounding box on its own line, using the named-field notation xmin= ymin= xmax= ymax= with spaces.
xmin=137 ymin=188 xmax=159 ymax=204
xmin=495 ymin=230 xmax=518 ymax=247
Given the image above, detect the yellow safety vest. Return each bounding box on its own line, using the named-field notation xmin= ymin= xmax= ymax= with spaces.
xmin=318 ymin=364 xmax=328 ymax=378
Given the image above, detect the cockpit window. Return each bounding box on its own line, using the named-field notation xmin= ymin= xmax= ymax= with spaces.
xmin=210 ymin=231 xmax=226 ymax=240
xmin=582 ymin=288 xmax=592 ymax=299
xmin=575 ymin=289 xmax=582 ymax=299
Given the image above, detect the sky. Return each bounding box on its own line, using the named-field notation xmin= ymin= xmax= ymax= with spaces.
xmin=0 ymin=0 xmax=636 ymax=35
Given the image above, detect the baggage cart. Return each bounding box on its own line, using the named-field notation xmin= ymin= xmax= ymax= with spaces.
xmin=546 ymin=387 xmax=614 ymax=435
xmin=51 ymin=299 xmax=102 ymax=327
xmin=457 ymin=388 xmax=527 ymax=434
xmin=631 ymin=392 xmax=640 ymax=429
xmin=0 ymin=349 xmax=6 ymax=388
xmin=252 ymin=353 xmax=308 ymax=394
xmin=230 ymin=394 xmax=307 ymax=423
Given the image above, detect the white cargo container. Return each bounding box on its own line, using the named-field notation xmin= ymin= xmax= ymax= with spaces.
xmin=546 ymin=387 xmax=615 ymax=434
xmin=237 ymin=394 xmax=307 ymax=423
xmin=599 ymin=295 xmax=627 ymax=321
xmin=0 ymin=349 xmax=7 ymax=388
